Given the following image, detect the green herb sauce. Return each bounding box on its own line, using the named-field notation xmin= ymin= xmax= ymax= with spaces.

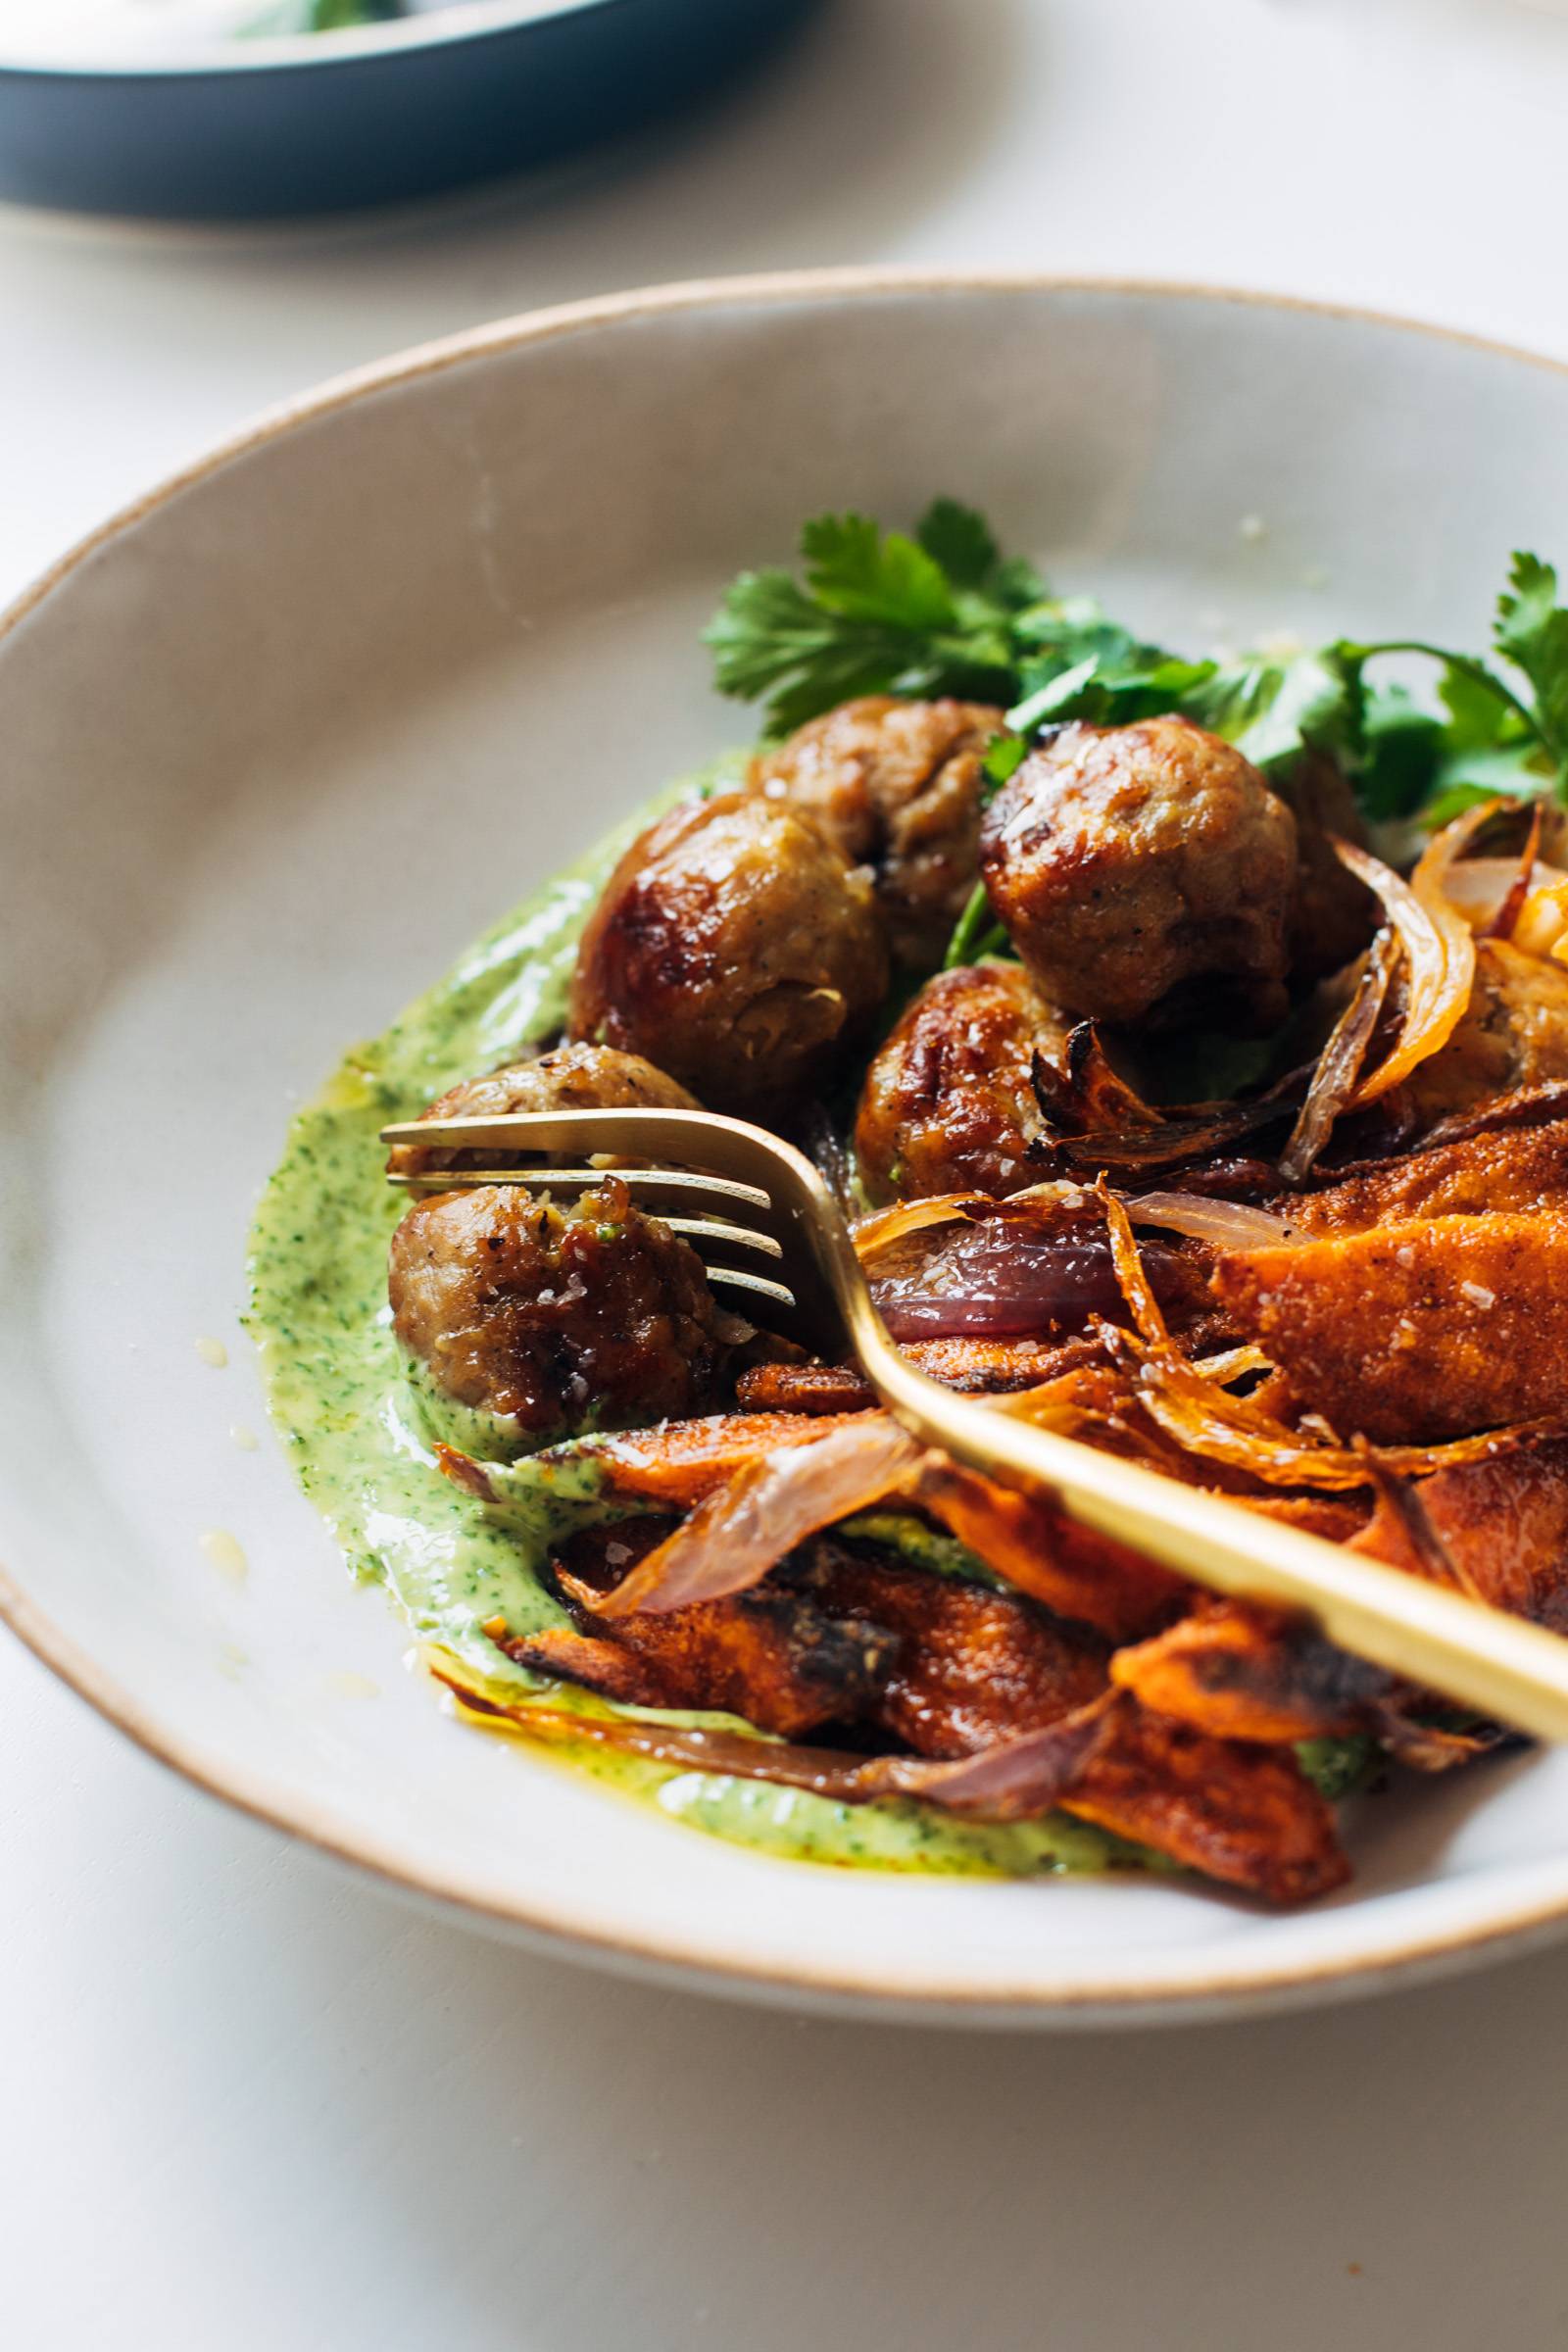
xmin=247 ymin=761 xmax=1145 ymax=1879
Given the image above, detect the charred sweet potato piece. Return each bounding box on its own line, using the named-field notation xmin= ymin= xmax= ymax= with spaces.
xmin=1354 ymin=1436 xmax=1568 ymax=1634
xmin=498 ymin=1524 xmax=1108 ymax=1751
xmin=734 ymin=1332 xmax=1111 ymax=1413
xmin=1061 ymin=1702 xmax=1350 ymax=1903
xmin=734 ymin=1362 xmax=876 ymax=1414
xmin=909 ymin=1454 xmax=1187 ymax=1642
xmin=1282 ymin=1115 xmax=1568 ymax=1235
xmin=1110 ymin=1602 xmax=1395 ymax=1743
xmin=492 ymin=1525 xmax=1347 ymax=1900
xmin=588 ymin=1404 xmax=1188 ymax=1640
xmin=594 ymin=1410 xmax=876 ymax=1507
xmin=494 ymin=1521 xmax=893 ymax=1736
xmin=1212 ymin=1213 xmax=1568 ymax=1443
xmin=786 ymin=1543 xmax=1109 ymax=1753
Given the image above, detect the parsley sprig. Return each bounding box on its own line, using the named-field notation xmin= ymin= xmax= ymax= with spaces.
xmin=706 ymin=506 xmax=1568 ymax=827
xmin=704 ymin=500 xmax=1046 ymax=736
xmin=1339 ymin=555 xmax=1568 ymax=820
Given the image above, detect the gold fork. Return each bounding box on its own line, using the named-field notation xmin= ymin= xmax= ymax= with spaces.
xmin=382 ymin=1103 xmax=1568 ymax=1741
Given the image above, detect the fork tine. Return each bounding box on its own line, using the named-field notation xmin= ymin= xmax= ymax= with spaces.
xmin=379 ymin=1105 xmax=841 ymax=1346
xmin=699 ymin=1267 xmax=799 ymax=1311
xmin=385 ymin=1165 xmax=772 ymax=1211
xmin=659 ymin=1217 xmax=783 ymax=1261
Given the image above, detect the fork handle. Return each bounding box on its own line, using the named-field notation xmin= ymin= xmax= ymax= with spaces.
xmin=854 ymin=1311 xmax=1568 ymax=1743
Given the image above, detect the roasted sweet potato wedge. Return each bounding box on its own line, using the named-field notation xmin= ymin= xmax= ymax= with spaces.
xmin=1354 ymin=1435 xmax=1568 ymax=1633
xmin=1110 ymin=1601 xmax=1394 ymax=1743
xmin=1213 ymin=1212 xmax=1568 ymax=1443
xmin=1060 ymin=1702 xmax=1350 ymax=1903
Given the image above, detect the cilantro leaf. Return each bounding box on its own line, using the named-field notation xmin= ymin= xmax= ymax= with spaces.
xmin=1183 ymin=649 xmax=1353 ymax=774
xmin=1495 ymin=552 xmax=1568 ymax=764
xmin=801 ymin=513 xmax=956 ymax=631
xmin=915 ymin=498 xmax=1002 ymax=590
xmin=709 ymin=506 xmax=1568 ymax=836
xmin=705 ymin=500 xmax=1049 ymax=737
xmin=704 ymin=569 xmax=840 ymax=702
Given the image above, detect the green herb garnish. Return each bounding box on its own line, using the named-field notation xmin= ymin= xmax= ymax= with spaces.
xmin=703 ymin=500 xmax=1046 ymax=738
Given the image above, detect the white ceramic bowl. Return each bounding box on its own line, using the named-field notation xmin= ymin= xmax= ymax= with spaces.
xmin=7 ymin=271 xmax=1568 ymax=2026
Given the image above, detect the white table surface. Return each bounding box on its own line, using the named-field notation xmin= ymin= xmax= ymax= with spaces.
xmin=8 ymin=3 xmax=1568 ymax=2344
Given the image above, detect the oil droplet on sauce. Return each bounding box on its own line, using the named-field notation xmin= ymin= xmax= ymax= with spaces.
xmin=229 ymin=1424 xmax=260 ymax=1452
xmin=195 ymin=1335 xmax=228 ymax=1369
xmin=323 ymin=1671 xmax=380 ymax=1700
xmin=199 ymin=1528 xmax=248 ymax=1585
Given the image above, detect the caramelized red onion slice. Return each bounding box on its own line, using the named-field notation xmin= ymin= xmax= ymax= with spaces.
xmin=431 ymin=1653 xmax=1120 ymax=1821
xmin=856 ymin=1187 xmax=1200 ymax=1345
xmin=869 ymin=1220 xmax=1192 ymax=1341
xmin=1334 ymin=816 xmax=1481 ymax=1108
xmin=1277 ymin=926 xmax=1399 ymax=1186
xmin=593 ymin=1416 xmax=923 ymax=1618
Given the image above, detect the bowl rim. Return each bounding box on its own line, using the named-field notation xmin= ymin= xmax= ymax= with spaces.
xmin=9 ymin=264 xmax=1568 ymax=2021
xmin=0 ymin=0 xmax=629 ymax=80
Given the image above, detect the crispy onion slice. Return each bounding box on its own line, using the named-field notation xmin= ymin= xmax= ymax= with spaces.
xmin=1439 ymin=856 xmax=1528 ymax=929
xmin=1126 ymin=1192 xmax=1298 ymax=1250
xmin=1483 ymin=801 xmax=1545 ymax=941
xmin=1051 ymin=1106 xmax=1298 ymax=1173
xmin=853 ymin=1184 xmax=1096 ymax=1266
xmin=1334 ymin=813 xmax=1482 ymax=1108
xmin=852 ymin=1193 xmax=992 ymax=1261
xmin=431 ymin=1653 xmax=1120 ymax=1821
xmin=1100 ymin=1185 xmax=1566 ymax=1487
xmin=1277 ymin=926 xmax=1399 ymax=1185
xmin=1032 ymin=1024 xmax=1310 ymax=1171
xmin=1101 ymin=1326 xmax=1568 ymax=1491
xmin=593 ymin=1416 xmax=922 ymax=1618
xmin=1101 ymin=1185 xmax=1171 ymax=1344
xmin=1416 ymin=1078 xmax=1568 ymax=1152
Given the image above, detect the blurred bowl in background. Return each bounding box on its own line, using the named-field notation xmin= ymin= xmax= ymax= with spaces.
xmin=0 ymin=0 xmax=814 ymax=220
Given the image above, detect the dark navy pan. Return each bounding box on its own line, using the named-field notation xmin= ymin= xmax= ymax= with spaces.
xmin=0 ymin=0 xmax=812 ymax=220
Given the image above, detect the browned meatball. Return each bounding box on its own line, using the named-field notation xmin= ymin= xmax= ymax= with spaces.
xmin=568 ymin=792 xmax=889 ymax=1112
xmin=386 ymin=1044 xmax=698 ymax=1179
xmin=978 ymin=717 xmax=1298 ymax=1029
xmin=388 ymin=1176 xmax=740 ymax=1440
xmin=855 ymin=961 xmax=1071 ymax=1200
xmin=1274 ymin=750 xmax=1376 ymax=979
xmin=750 ymin=696 xmax=1004 ymax=968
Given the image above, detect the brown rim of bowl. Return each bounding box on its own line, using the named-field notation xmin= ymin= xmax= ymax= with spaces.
xmin=7 ymin=267 xmax=1568 ymax=2022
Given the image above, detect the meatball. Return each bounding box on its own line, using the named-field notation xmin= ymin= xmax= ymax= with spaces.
xmin=750 ymin=696 xmax=1004 ymax=968
xmin=386 ymin=1044 xmax=698 ymax=1179
xmin=568 ymin=791 xmax=889 ymax=1112
xmin=1401 ymin=940 xmax=1568 ymax=1133
xmin=1273 ymin=750 xmax=1376 ymax=979
xmin=978 ymin=717 xmax=1298 ymax=1029
xmin=388 ymin=1176 xmax=740 ymax=1440
xmin=855 ymin=961 xmax=1070 ymax=1200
